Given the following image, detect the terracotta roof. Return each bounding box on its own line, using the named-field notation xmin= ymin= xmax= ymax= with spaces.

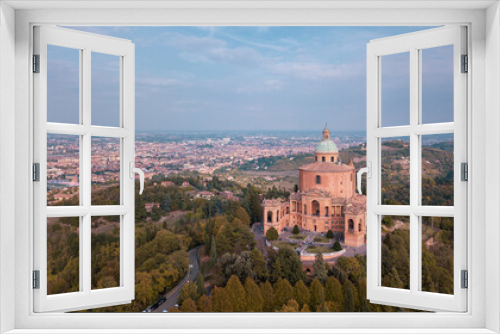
xmin=299 ymin=162 xmax=354 ymax=172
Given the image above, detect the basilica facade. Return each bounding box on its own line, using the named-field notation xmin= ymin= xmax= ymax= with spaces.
xmin=262 ymin=126 xmax=367 ymax=247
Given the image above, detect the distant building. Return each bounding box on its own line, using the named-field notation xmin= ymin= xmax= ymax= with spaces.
xmin=219 ymin=190 xmax=238 ymax=201
xmin=161 ymin=181 xmax=175 ymax=187
xmin=145 ymin=203 xmax=160 ymax=212
xmin=195 ymin=191 xmax=215 ymax=200
xmin=180 ymin=181 xmax=191 ymax=188
xmin=262 ymin=126 xmax=366 ymax=247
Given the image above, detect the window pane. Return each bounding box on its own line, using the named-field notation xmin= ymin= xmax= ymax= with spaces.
xmin=91 ymin=137 xmax=120 ymax=205
xmin=47 ymin=45 xmax=80 ymax=124
xmin=47 ymin=217 xmax=80 ymax=295
xmin=421 ymin=134 xmax=454 ymax=206
xmin=381 ymin=215 xmax=410 ymax=289
xmin=91 ymin=215 xmax=120 ymax=290
xmin=421 ymin=45 xmax=454 ymax=124
xmin=47 ymin=134 xmax=80 ymax=206
xmin=381 ymin=137 xmax=410 ymax=205
xmin=421 ymin=216 xmax=454 ymax=294
xmin=381 ymin=52 xmax=410 ymax=127
xmin=91 ymin=52 xmax=120 ymax=127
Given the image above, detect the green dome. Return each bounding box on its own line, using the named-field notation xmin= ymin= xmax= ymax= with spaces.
xmin=315 ymin=139 xmax=338 ymax=153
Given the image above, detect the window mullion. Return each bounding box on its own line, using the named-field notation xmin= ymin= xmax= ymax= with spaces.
xmin=82 ymin=47 xmax=92 ymax=294
xmin=409 ymin=47 xmax=420 ymax=294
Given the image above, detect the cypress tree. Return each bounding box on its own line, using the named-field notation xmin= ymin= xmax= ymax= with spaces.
xmin=179 ymin=298 xmax=197 ymax=312
xmin=225 ymin=275 xmax=247 ymax=312
xmin=344 ymin=280 xmax=355 ymax=312
xmin=313 ymin=253 xmax=328 ymax=283
xmin=293 ymin=280 xmax=310 ymax=309
xmin=309 ymin=278 xmax=325 ymax=311
xmin=259 ymin=281 xmax=275 ymax=312
xmin=196 ymin=273 xmax=205 ymax=295
xmin=244 ymin=277 xmax=263 ymax=312
xmin=273 ymin=278 xmax=293 ymax=309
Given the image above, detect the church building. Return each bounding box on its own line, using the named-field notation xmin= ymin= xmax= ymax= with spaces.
xmin=262 ymin=126 xmax=367 ymax=247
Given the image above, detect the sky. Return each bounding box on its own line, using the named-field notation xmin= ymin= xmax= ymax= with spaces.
xmin=47 ymin=26 xmax=454 ymax=132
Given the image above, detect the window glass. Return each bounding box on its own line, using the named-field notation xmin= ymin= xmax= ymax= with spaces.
xmin=47 ymin=217 xmax=80 ymax=295
xmin=91 ymin=216 xmax=121 ymax=290
xmin=381 ymin=215 xmax=410 ymax=289
xmin=421 ymin=45 xmax=454 ymax=124
xmin=47 ymin=45 xmax=80 ymax=124
xmin=381 ymin=52 xmax=410 ymax=127
xmin=421 ymin=134 xmax=454 ymax=206
xmin=421 ymin=216 xmax=454 ymax=294
xmin=91 ymin=52 xmax=121 ymax=127
xmin=91 ymin=137 xmax=121 ymax=205
xmin=47 ymin=134 xmax=80 ymax=206
xmin=381 ymin=137 xmax=410 ymax=205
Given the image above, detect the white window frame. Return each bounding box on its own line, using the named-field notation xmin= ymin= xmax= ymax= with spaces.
xmin=33 ymin=26 xmax=136 ymax=313
xmin=1 ymin=1 xmax=499 ymax=333
xmin=366 ymin=26 xmax=467 ymax=312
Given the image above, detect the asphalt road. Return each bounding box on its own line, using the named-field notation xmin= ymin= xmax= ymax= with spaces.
xmin=151 ymin=246 xmax=200 ymax=313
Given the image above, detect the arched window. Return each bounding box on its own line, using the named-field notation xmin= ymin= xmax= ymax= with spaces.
xmin=267 ymin=211 xmax=273 ymax=223
xmin=359 ymin=219 xmax=363 ymax=231
xmin=348 ymin=219 xmax=354 ymax=231
xmin=322 ymin=156 xmax=325 ymax=162
xmin=316 ymin=175 xmax=321 ymax=184
xmin=331 ymin=157 xmax=334 ymax=162
xmin=315 ymin=156 xmax=318 ymax=162
xmin=276 ymin=210 xmax=280 ymax=221
xmin=312 ymin=200 xmax=320 ymax=216
xmin=304 ymin=205 xmax=307 ymax=215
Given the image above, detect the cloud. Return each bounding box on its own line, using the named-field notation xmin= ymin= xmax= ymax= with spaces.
xmin=270 ymin=62 xmax=357 ymax=80
xmin=237 ymin=79 xmax=285 ymax=94
xmin=136 ymin=76 xmax=188 ymax=87
xmin=220 ymin=31 xmax=287 ymax=52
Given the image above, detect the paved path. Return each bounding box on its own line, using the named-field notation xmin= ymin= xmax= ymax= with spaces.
xmin=252 ymin=224 xmax=267 ymax=255
xmin=151 ymin=246 xmax=200 ymax=313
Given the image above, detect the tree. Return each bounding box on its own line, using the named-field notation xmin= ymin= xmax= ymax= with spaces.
xmin=251 ymin=248 xmax=268 ymax=282
xmin=344 ymin=280 xmax=355 ymax=312
xmin=280 ymin=299 xmax=299 ymax=312
xmin=300 ymin=304 xmax=311 ymax=312
xmin=266 ymin=227 xmax=279 ymax=241
xmin=234 ymin=207 xmax=251 ymax=226
xmin=246 ymin=185 xmax=263 ymax=223
xmin=309 ymin=278 xmax=325 ymax=311
xmin=161 ymin=194 xmax=172 ymax=212
xmin=179 ymin=281 xmax=199 ymax=305
xmin=197 ymin=294 xmax=213 ymax=312
xmin=326 ymin=230 xmax=334 ymax=238
xmin=244 ymin=277 xmax=263 ymax=312
xmin=211 ymin=286 xmax=233 ymax=312
xmin=225 ymin=275 xmax=247 ymax=312
xmin=292 ymin=225 xmax=300 ymax=235
xmin=196 ymin=273 xmax=205 ymax=295
xmin=333 ymin=241 xmax=342 ymax=251
xmin=275 ymin=246 xmax=305 ymax=285
xmin=293 ymin=280 xmax=310 ymax=309
xmin=274 ymin=278 xmax=293 ymax=309
xmin=313 ymin=253 xmax=328 ymax=283
xmin=259 ymin=281 xmax=275 ymax=312
xmin=179 ymin=298 xmax=197 ymax=312
xmin=324 ymin=276 xmax=344 ymax=309
xmin=209 ymin=234 xmax=217 ymax=266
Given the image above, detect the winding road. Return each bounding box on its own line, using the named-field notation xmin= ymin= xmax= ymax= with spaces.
xmin=151 ymin=246 xmax=200 ymax=313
